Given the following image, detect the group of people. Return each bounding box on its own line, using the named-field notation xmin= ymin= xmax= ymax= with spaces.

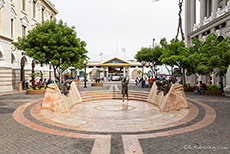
xmin=197 ymin=81 xmax=206 ymax=95
xmin=29 ymin=78 xmax=53 ymax=90
xmin=135 ymin=76 xmax=161 ymax=88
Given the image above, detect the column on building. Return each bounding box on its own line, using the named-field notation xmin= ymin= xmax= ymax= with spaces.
xmin=212 ymin=0 xmax=219 ymax=19
xmin=127 ymin=66 xmax=130 ymax=79
xmin=185 ymin=0 xmax=191 ymax=46
xmin=185 ymin=0 xmax=196 ymax=46
xmin=201 ymin=75 xmax=207 ymax=84
xmin=191 ymin=0 xmax=196 ymax=28
xmin=224 ymin=67 xmax=230 ymax=93
xmin=123 ymin=66 xmax=125 ymax=78
xmin=200 ymin=0 xmax=206 ymax=26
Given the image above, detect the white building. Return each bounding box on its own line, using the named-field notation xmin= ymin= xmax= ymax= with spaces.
xmin=185 ymin=0 xmax=230 ymax=92
xmin=74 ymin=57 xmax=156 ymax=82
xmin=0 ymin=0 xmax=57 ymax=92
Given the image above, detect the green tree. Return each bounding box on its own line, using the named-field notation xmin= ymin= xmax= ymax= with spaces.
xmin=160 ymin=38 xmax=190 ymax=85
xmin=14 ymin=19 xmax=88 ymax=80
xmin=97 ymin=69 xmax=104 ymax=79
xmin=197 ymin=34 xmax=230 ymax=85
xmin=135 ymin=46 xmax=162 ymax=77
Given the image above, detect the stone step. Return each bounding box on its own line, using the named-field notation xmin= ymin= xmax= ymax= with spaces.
xmin=80 ymin=91 xmax=149 ymax=102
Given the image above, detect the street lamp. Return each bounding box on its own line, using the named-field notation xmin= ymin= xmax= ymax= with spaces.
xmin=141 ymin=61 xmax=145 ymax=88
xmin=152 ymin=38 xmax=155 ymax=48
xmin=83 ymin=60 xmax=87 ymax=88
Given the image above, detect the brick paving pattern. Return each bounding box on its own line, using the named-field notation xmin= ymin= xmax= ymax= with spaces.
xmin=0 ymin=82 xmax=229 ymax=153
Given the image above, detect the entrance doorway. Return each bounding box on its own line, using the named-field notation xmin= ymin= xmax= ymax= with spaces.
xmin=108 ymin=66 xmax=123 ymax=81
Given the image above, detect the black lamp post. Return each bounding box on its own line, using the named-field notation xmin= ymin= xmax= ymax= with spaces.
xmin=84 ymin=60 xmax=87 ymax=88
xmin=141 ymin=61 xmax=145 ymax=88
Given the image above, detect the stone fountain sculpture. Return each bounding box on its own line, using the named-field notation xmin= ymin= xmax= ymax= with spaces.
xmin=42 ymin=81 xmax=82 ymax=112
xmin=147 ymin=78 xmax=189 ymax=112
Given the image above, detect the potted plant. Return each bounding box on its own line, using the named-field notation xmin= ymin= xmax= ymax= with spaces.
xmin=26 ymin=72 xmax=46 ymax=94
xmin=204 ymin=84 xmax=222 ymax=95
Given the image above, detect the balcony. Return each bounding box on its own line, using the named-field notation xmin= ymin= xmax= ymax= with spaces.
xmin=216 ymin=2 xmax=230 ymax=18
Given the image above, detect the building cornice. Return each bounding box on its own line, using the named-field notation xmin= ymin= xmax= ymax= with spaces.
xmin=188 ymin=11 xmax=230 ymax=38
xmin=43 ymin=0 xmax=58 ymax=14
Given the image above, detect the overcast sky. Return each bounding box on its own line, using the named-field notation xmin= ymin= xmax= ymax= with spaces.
xmin=54 ymin=0 xmax=184 ymax=62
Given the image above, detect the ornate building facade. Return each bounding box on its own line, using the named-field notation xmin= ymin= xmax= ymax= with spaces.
xmin=185 ymin=0 xmax=230 ymax=92
xmin=0 ymin=0 xmax=57 ymax=92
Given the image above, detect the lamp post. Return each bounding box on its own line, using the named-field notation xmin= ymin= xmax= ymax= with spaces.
xmin=152 ymin=38 xmax=155 ymax=48
xmin=141 ymin=61 xmax=145 ymax=88
xmin=83 ymin=60 xmax=87 ymax=88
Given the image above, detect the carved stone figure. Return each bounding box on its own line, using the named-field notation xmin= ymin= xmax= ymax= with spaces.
xmin=56 ymin=80 xmax=72 ymax=95
xmin=121 ymin=77 xmax=129 ymax=101
xmin=155 ymin=77 xmax=176 ymax=96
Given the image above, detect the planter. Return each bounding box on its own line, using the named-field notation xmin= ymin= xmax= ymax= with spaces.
xmin=204 ymin=90 xmax=222 ymax=96
xmin=26 ymin=89 xmax=45 ymax=95
xmin=91 ymin=83 xmax=103 ymax=87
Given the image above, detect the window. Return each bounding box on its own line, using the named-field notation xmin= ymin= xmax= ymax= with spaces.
xmin=22 ymin=25 xmax=26 ymax=37
xmin=88 ymin=66 xmax=94 ymax=68
xmin=42 ymin=8 xmax=45 ymax=21
xmin=11 ymin=53 xmax=15 ymax=64
xmin=22 ymin=0 xmax=25 ymax=11
xmin=11 ymin=19 xmax=14 ymax=38
xmin=131 ymin=66 xmax=136 ymax=68
xmin=33 ymin=0 xmax=36 ymax=18
xmin=205 ymin=0 xmax=212 ymax=17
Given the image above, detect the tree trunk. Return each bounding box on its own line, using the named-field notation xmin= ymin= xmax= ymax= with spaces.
xmin=53 ymin=65 xmax=57 ymax=81
xmin=153 ymin=65 xmax=156 ymax=78
xmin=182 ymin=68 xmax=186 ymax=85
xmin=49 ymin=64 xmax=51 ymax=79
xmin=207 ymin=73 xmax=212 ymax=85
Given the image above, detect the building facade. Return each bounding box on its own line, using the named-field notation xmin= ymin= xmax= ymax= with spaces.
xmin=74 ymin=57 xmax=155 ymax=82
xmin=185 ymin=0 xmax=230 ymax=92
xmin=0 ymin=0 xmax=57 ymax=92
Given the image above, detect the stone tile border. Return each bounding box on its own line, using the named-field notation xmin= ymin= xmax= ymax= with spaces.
xmin=30 ymin=102 xmax=198 ymax=133
xmin=123 ymin=98 xmax=216 ymax=139
xmin=13 ymin=97 xmax=216 ymax=154
xmin=196 ymin=99 xmax=230 ymax=103
xmin=13 ymin=98 xmax=111 ymax=139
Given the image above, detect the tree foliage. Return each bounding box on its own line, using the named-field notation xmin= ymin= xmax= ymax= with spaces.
xmin=14 ymin=19 xmax=88 ymax=79
xmin=159 ymin=38 xmax=190 ymax=85
xmin=192 ymin=34 xmax=230 ymax=85
xmin=135 ymin=46 xmax=162 ymax=76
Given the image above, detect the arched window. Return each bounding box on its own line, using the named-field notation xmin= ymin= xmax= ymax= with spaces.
xmin=11 ymin=53 xmax=16 ymax=64
xmin=21 ymin=16 xmax=28 ymax=37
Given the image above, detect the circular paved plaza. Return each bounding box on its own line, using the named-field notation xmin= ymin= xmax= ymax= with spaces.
xmin=1 ymin=82 xmax=230 ymax=154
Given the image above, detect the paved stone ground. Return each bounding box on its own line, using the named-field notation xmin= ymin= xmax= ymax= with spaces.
xmin=0 ymin=82 xmax=230 ymax=154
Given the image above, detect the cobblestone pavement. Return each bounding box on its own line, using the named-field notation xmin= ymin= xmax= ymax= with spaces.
xmin=0 ymin=82 xmax=230 ymax=154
